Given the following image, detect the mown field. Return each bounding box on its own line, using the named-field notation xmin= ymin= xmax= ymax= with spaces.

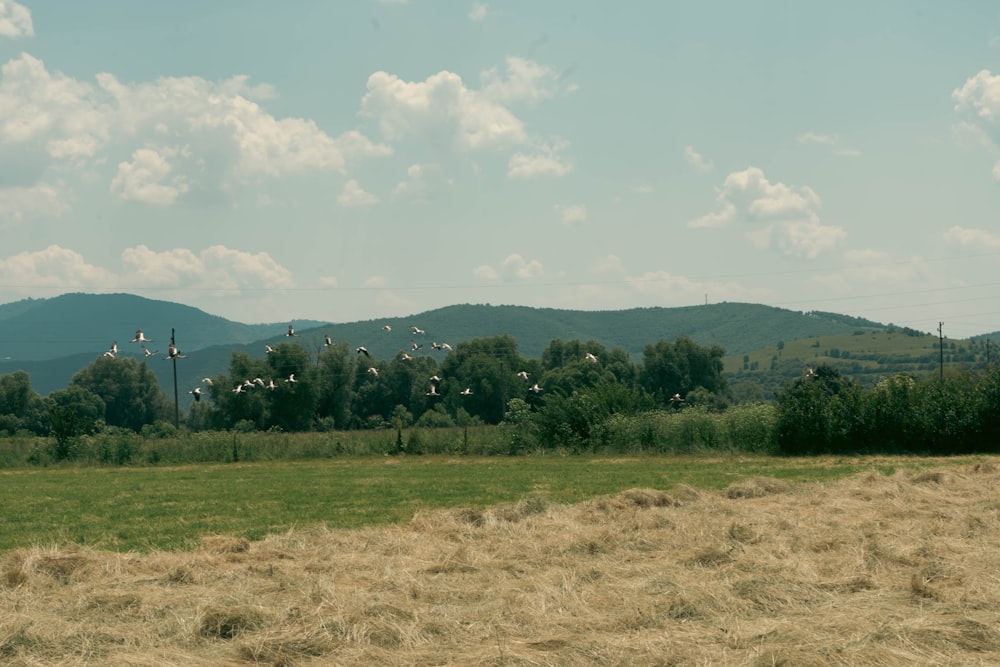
xmin=0 ymin=453 xmax=927 ymax=553
xmin=3 ymin=454 xmax=1000 ymax=665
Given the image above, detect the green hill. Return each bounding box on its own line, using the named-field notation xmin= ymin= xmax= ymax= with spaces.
xmin=725 ymin=327 xmax=995 ymax=399
xmin=0 ymin=293 xmax=329 ymax=362
xmin=9 ymin=294 xmax=986 ymax=401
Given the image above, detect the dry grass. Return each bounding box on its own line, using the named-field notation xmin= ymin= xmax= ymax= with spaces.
xmin=3 ymin=461 xmax=1000 ymax=666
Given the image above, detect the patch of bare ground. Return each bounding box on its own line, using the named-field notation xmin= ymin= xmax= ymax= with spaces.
xmin=3 ymin=461 xmax=1000 ymax=665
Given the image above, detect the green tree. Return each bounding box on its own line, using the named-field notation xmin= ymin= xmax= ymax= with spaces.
xmin=69 ymin=357 xmax=172 ymax=432
xmin=639 ymin=336 xmax=727 ymax=405
xmin=48 ymin=386 xmax=105 ymax=460
xmin=0 ymin=370 xmax=48 ymax=435
xmin=438 ymin=335 xmax=528 ymax=424
xmin=314 ymin=341 xmax=355 ymax=429
xmin=208 ymin=351 xmax=273 ymax=430
xmin=265 ymin=343 xmax=316 ymax=431
xmin=775 ymin=365 xmax=863 ymax=455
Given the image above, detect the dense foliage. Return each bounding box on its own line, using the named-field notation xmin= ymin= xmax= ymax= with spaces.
xmin=2 ymin=328 xmax=1000 ymax=464
xmin=775 ymin=365 xmax=1000 ymax=456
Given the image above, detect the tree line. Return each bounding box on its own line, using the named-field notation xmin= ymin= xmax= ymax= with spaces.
xmin=3 ymin=331 xmax=999 ymax=460
xmin=0 ymin=334 xmax=726 ymax=438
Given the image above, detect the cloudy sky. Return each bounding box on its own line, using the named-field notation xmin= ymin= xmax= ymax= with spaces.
xmin=2 ymin=1 xmax=1000 ymax=338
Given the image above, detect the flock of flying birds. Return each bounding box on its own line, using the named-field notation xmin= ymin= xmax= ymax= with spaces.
xmin=102 ymin=329 xmax=185 ymax=363
xmin=97 ymin=324 xmax=705 ymax=407
xmin=100 ymin=323 xmax=561 ymax=405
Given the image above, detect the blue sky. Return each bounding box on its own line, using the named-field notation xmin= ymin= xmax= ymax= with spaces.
xmin=1 ymin=1 xmax=999 ymax=338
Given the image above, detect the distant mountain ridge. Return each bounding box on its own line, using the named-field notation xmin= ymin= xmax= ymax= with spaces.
xmin=0 ymin=293 xmax=895 ymax=396
xmin=0 ymin=293 xmax=330 ymax=362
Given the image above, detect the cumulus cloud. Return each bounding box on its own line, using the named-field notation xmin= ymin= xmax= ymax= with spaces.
xmin=0 ymin=245 xmax=116 ymax=290
xmin=0 ymin=53 xmax=390 ymax=199
xmin=110 ymin=148 xmax=189 ymax=205
xmin=943 ymin=225 xmax=1000 ymax=248
xmin=120 ymin=244 xmax=295 ymax=291
xmin=361 ymin=57 xmax=561 ymax=153
xmin=795 ymin=131 xmax=862 ymax=157
xmin=0 ymin=182 xmax=67 ymax=224
xmin=689 ymin=166 xmax=846 ymax=258
xmin=468 ymin=2 xmax=489 ymax=21
xmin=392 ymin=162 xmax=439 ymax=199
xmin=338 ymin=179 xmax=378 ymax=206
xmin=953 ymin=70 xmax=1000 ymax=176
xmin=0 ymin=243 xmax=296 ymax=301
xmin=507 ymin=139 xmax=572 ymax=178
xmin=683 ymin=145 xmax=713 ymax=172
xmin=473 ymin=253 xmax=544 ymax=281
xmin=555 ymin=203 xmax=587 ymax=225
xmin=480 ymin=56 xmax=558 ymax=105
xmin=362 ymin=70 xmax=524 ymax=151
xmin=954 ymin=70 xmax=1000 ymax=123
xmin=0 ymin=0 xmax=32 ymax=38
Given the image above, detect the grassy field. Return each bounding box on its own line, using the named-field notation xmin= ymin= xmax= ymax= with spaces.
xmin=1 ymin=455 xmax=999 ymax=666
xmin=0 ymin=453 xmax=973 ymax=553
xmin=724 ymin=329 xmax=947 ymax=374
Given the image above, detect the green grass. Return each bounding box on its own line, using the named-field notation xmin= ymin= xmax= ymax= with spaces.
xmin=0 ymin=453 xmax=978 ymax=554
xmin=724 ymin=329 xmax=946 ymax=374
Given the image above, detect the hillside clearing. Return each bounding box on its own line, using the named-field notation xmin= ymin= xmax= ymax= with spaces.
xmin=3 ymin=460 xmax=999 ymax=665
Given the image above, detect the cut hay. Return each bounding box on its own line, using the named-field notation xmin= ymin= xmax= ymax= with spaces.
xmin=1 ymin=460 xmax=1000 ymax=665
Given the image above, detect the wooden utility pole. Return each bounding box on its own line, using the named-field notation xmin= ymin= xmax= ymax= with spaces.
xmin=172 ymin=328 xmax=180 ymax=428
xmin=938 ymin=322 xmax=944 ymax=382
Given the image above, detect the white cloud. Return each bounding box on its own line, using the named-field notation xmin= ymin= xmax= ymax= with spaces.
xmin=318 ymin=275 xmax=338 ymax=287
xmin=954 ymin=70 xmax=1000 ymax=123
xmin=0 ymin=245 xmax=116 ymax=290
xmin=507 ymin=138 xmax=572 ymax=178
xmin=480 ymin=56 xmax=558 ymax=105
xmin=362 ymin=70 xmax=523 ymax=150
xmin=392 ymin=162 xmax=438 ymax=199
xmin=361 ymin=57 xmax=561 ymax=152
xmin=0 ymin=53 xmax=108 ymax=149
xmin=0 ymin=243 xmax=300 ymax=305
xmin=795 ymin=131 xmax=862 ymax=157
xmin=508 ymin=152 xmax=571 ymax=178
xmin=363 ymin=275 xmax=389 ymax=288
xmin=953 ymin=70 xmax=1000 ymax=177
xmin=0 ymin=53 xmax=389 ymax=197
xmin=110 ymin=148 xmax=189 ymax=205
xmin=474 ymin=253 xmax=544 ymax=281
xmin=120 ymin=244 xmax=295 ymax=291
xmin=338 ymin=179 xmax=378 ymax=206
xmin=0 ymin=0 xmax=32 ymax=38
xmin=689 ymin=166 xmax=846 ymax=258
xmin=555 ymin=203 xmax=587 ymax=225
xmin=943 ymin=225 xmax=1000 ymax=249
xmin=468 ymin=2 xmax=489 ymax=21
xmin=683 ymin=145 xmax=713 ymax=172
xmin=472 ymin=264 xmax=499 ymax=280
xmin=0 ymin=182 xmax=67 ymax=224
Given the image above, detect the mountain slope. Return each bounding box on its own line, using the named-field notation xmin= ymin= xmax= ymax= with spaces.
xmin=0 ymin=295 xmax=893 ymax=397
xmin=0 ymin=293 xmax=329 ymax=362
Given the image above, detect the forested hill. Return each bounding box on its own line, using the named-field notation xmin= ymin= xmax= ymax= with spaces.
xmin=0 ymin=293 xmax=330 ymax=362
xmin=294 ymin=302 xmax=888 ymax=362
xmin=0 ymin=294 xmax=892 ymax=396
